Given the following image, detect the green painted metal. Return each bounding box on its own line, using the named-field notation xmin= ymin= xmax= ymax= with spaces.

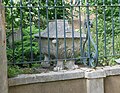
xmin=4 ymin=0 xmax=120 ymax=67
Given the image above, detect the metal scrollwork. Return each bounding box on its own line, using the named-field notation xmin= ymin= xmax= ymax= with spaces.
xmin=83 ymin=19 xmax=98 ymax=67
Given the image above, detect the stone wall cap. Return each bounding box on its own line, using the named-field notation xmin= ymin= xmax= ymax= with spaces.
xmin=9 ymin=69 xmax=84 ymax=87
xmin=9 ymin=65 xmax=120 ymax=86
xmin=84 ymin=69 xmax=106 ymax=79
xmin=103 ymin=65 xmax=120 ymax=76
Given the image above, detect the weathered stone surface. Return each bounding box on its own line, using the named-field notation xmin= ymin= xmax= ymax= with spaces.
xmin=9 ymin=79 xmax=87 ymax=93
xmin=9 ymin=69 xmax=84 ymax=86
xmin=84 ymin=66 xmax=120 ymax=78
xmin=54 ymin=60 xmax=64 ymax=71
xmin=34 ymin=20 xmax=86 ymax=70
xmin=34 ymin=20 xmax=86 ymax=39
xmin=103 ymin=65 xmax=120 ymax=76
xmin=8 ymin=65 xmax=120 ymax=93
xmin=65 ymin=60 xmax=78 ymax=70
xmin=84 ymin=68 xmax=106 ymax=79
xmin=105 ymin=76 xmax=120 ymax=93
xmin=87 ymin=78 xmax=104 ymax=93
xmin=9 ymin=65 xmax=120 ymax=87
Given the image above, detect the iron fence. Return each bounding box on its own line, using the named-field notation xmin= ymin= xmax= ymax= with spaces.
xmin=4 ymin=0 xmax=120 ymax=69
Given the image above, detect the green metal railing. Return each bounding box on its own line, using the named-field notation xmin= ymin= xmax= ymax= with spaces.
xmin=4 ymin=0 xmax=120 ymax=68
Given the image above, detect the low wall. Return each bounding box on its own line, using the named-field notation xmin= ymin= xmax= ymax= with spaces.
xmin=105 ymin=76 xmax=120 ymax=93
xmin=8 ymin=65 xmax=120 ymax=93
xmin=9 ymin=79 xmax=86 ymax=93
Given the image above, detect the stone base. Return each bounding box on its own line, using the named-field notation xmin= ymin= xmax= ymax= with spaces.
xmin=8 ymin=65 xmax=120 ymax=93
xmin=87 ymin=78 xmax=104 ymax=93
xmin=54 ymin=60 xmax=64 ymax=71
xmin=65 ymin=60 xmax=78 ymax=70
xmin=54 ymin=60 xmax=78 ymax=71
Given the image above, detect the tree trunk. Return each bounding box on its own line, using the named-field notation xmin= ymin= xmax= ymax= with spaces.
xmin=0 ymin=1 xmax=8 ymax=93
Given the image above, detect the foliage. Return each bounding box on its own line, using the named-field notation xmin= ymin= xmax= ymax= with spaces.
xmin=95 ymin=0 xmax=119 ymax=35
xmin=3 ymin=0 xmax=120 ymax=70
xmin=3 ymin=0 xmax=69 ymax=30
xmin=8 ymin=63 xmax=42 ymax=78
xmin=7 ymin=25 xmax=41 ymax=63
xmin=8 ymin=66 xmax=22 ymax=78
xmin=80 ymin=0 xmax=120 ymax=66
xmin=90 ymin=0 xmax=120 ymax=65
xmin=97 ymin=34 xmax=120 ymax=66
xmin=4 ymin=0 xmax=69 ymax=63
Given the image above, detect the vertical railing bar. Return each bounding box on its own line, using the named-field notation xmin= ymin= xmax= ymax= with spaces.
xmin=62 ymin=0 xmax=67 ymax=59
xmin=95 ymin=0 xmax=99 ymax=62
xmin=54 ymin=0 xmax=58 ymax=64
xmin=78 ymin=5 xmax=83 ymax=57
xmin=29 ymin=0 xmax=33 ymax=62
xmin=20 ymin=0 xmax=24 ymax=63
xmin=118 ymin=0 xmax=120 ymax=34
xmin=10 ymin=0 xmax=15 ymax=64
xmin=46 ymin=0 xmax=50 ymax=63
xmin=118 ymin=0 xmax=120 ymax=55
xmin=70 ymin=0 xmax=75 ymax=59
xmin=86 ymin=0 xmax=91 ymax=59
xmin=111 ymin=0 xmax=115 ymax=55
xmin=103 ymin=0 xmax=107 ymax=57
xmin=38 ymin=0 xmax=42 ymax=61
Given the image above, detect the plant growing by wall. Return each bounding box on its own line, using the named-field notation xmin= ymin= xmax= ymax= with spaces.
xmin=89 ymin=0 xmax=120 ymax=65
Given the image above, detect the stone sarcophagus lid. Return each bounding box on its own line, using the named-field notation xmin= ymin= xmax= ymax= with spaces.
xmin=35 ymin=20 xmax=86 ymax=71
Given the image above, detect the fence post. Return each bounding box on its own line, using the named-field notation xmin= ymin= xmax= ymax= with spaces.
xmin=85 ymin=70 xmax=106 ymax=93
xmin=0 ymin=0 xmax=8 ymax=93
